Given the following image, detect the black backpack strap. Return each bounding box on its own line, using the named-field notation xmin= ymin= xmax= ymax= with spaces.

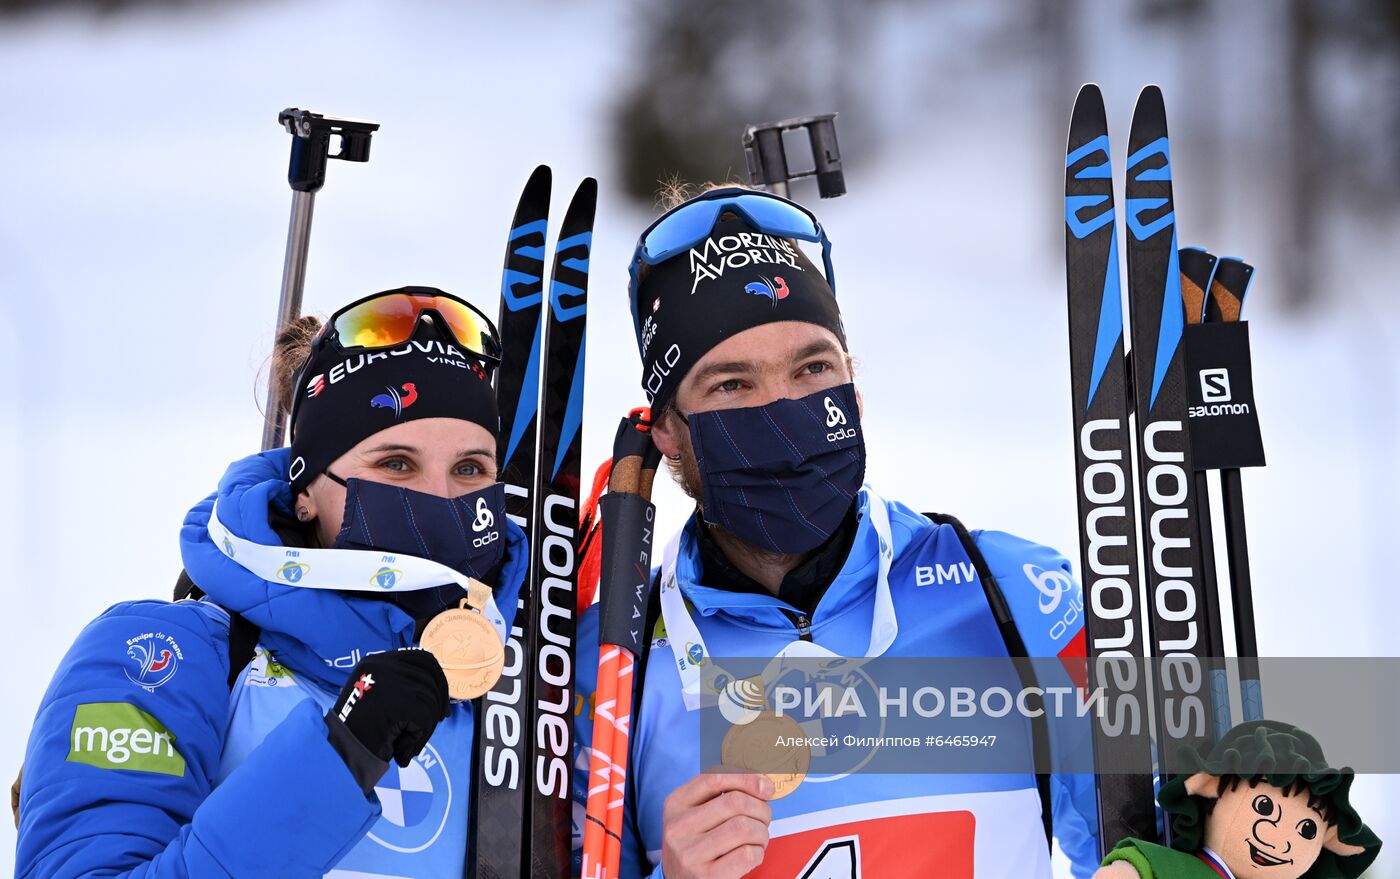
xmin=925 ymin=512 xmax=1054 ymax=851
xmin=174 ymin=570 xmax=261 ymax=689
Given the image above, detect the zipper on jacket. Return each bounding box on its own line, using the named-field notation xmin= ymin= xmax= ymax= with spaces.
xmin=781 ymin=610 xmax=813 ymax=642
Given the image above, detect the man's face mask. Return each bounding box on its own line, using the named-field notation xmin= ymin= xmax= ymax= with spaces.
xmin=332 ymin=478 xmax=508 ymax=616
xmin=685 ymin=382 xmax=865 ymax=555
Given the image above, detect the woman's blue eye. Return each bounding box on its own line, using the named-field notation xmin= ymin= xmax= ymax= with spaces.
xmin=380 ymin=458 xmax=410 ymax=472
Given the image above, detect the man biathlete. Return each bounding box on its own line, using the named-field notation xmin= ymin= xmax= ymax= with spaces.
xmin=573 ymin=187 xmax=1099 ymax=879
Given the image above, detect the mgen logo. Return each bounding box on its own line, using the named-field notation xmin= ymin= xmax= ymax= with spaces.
xmin=68 ymin=702 xmax=186 ymax=776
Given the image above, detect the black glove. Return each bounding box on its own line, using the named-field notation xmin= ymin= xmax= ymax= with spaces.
xmin=324 ymin=649 xmax=450 ymax=793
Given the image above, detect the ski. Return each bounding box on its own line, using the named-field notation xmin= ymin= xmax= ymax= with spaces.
xmin=1203 ymin=256 xmax=1263 ymax=722
xmin=1062 ymin=83 xmax=1159 ymax=851
xmin=471 ymin=165 xmax=552 ymax=879
xmin=1123 ymin=86 xmax=1217 ymax=789
xmin=524 ymin=177 xmax=596 ymax=878
xmin=1178 ymin=246 xmax=1233 ymax=742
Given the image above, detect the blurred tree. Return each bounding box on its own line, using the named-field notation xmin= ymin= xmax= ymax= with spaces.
xmin=1129 ymin=0 xmax=1400 ymax=309
xmin=1280 ymin=0 xmax=1400 ymax=307
xmin=610 ymin=0 xmax=878 ymax=205
xmin=1313 ymin=0 xmax=1400 ymax=214
xmin=1 ymin=0 xmax=229 ymax=10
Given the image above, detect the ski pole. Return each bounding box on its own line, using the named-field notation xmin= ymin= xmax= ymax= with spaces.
xmin=1203 ymin=258 xmax=1263 ymax=722
xmin=1179 ymin=246 xmax=1233 ymax=741
xmin=581 ymin=408 xmax=661 ymax=879
xmin=742 ymin=113 xmax=845 ymax=200
xmin=261 ymin=109 xmax=380 ymax=451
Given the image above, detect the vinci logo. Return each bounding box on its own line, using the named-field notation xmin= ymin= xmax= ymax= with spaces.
xmin=371 ymin=382 xmax=419 ymax=418
xmin=743 ymin=275 xmax=790 ymax=305
xmin=67 ymin=702 xmax=186 ymax=776
xmin=306 ymin=373 xmax=327 ymax=398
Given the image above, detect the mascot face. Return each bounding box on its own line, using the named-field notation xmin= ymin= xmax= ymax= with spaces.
xmin=1189 ymin=774 xmax=1355 ymax=879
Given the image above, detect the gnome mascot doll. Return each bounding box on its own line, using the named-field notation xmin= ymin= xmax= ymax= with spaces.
xmin=1096 ymin=721 xmax=1381 ymax=879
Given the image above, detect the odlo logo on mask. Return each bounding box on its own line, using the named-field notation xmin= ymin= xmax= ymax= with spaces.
xmin=472 ymin=496 xmax=499 ymax=548
xmin=825 ymin=396 xmax=856 ymax=442
xmin=688 ymin=383 xmax=866 ymax=556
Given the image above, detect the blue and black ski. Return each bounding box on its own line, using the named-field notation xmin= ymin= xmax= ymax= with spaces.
xmin=1122 ymin=86 xmax=1218 ymax=791
xmin=1063 ymin=83 xmax=1159 ymax=851
xmin=524 ymin=177 xmax=595 ymax=879
xmin=471 ymin=165 xmax=552 ymax=879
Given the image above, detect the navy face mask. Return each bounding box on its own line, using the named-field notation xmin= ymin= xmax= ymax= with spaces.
xmin=331 ymin=477 xmax=508 ymax=594
xmin=686 ymin=382 xmax=865 ymax=555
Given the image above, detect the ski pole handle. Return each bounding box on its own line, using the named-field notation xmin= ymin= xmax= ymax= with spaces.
xmin=742 ymin=113 xmax=846 ymax=199
xmin=261 ymin=109 xmax=381 ymax=451
xmin=582 ymin=409 xmax=661 ymax=879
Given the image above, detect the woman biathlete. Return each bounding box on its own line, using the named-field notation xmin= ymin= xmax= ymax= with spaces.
xmin=16 ymin=287 xmax=524 ymax=878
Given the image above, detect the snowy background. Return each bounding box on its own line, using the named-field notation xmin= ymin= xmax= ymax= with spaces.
xmin=2 ymin=1 xmax=1397 ymax=876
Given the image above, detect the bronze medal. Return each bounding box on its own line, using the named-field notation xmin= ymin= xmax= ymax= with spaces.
xmin=419 ymin=580 xmax=505 ymax=701
xmin=720 ymin=710 xmax=810 ymax=799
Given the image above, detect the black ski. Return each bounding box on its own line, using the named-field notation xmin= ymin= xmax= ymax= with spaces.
xmin=524 ymin=178 xmax=596 ymax=878
xmin=1062 ymin=83 xmax=1159 ymax=851
xmin=1123 ymin=86 xmax=1216 ymax=788
xmin=1178 ymin=246 xmax=1233 ymax=742
xmin=471 ymin=165 xmax=552 ymax=879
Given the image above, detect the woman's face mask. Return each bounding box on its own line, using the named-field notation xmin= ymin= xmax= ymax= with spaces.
xmin=331 ymin=478 xmax=508 ymax=616
xmin=684 ymin=382 xmax=865 ymax=555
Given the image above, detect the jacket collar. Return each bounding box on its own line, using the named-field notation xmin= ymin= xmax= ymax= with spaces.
xmin=180 ymin=448 xmax=527 ymax=690
xmin=675 ymin=487 xmax=881 ymax=623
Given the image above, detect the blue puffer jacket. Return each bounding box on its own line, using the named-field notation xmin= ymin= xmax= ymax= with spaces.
xmin=16 ymin=449 xmax=525 ymax=879
xmin=571 ymin=487 xmax=1100 ymax=879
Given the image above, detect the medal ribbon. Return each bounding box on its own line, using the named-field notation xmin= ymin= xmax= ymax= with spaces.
xmin=208 ymin=500 xmax=506 ymax=642
xmin=659 ymin=487 xmax=897 ymax=712
xmin=1197 ymin=848 xmax=1234 ymax=879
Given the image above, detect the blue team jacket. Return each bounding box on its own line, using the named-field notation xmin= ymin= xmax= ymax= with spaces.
xmin=15 ymin=449 xmax=525 ymax=879
xmin=572 ymin=487 xmax=1100 ymax=879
